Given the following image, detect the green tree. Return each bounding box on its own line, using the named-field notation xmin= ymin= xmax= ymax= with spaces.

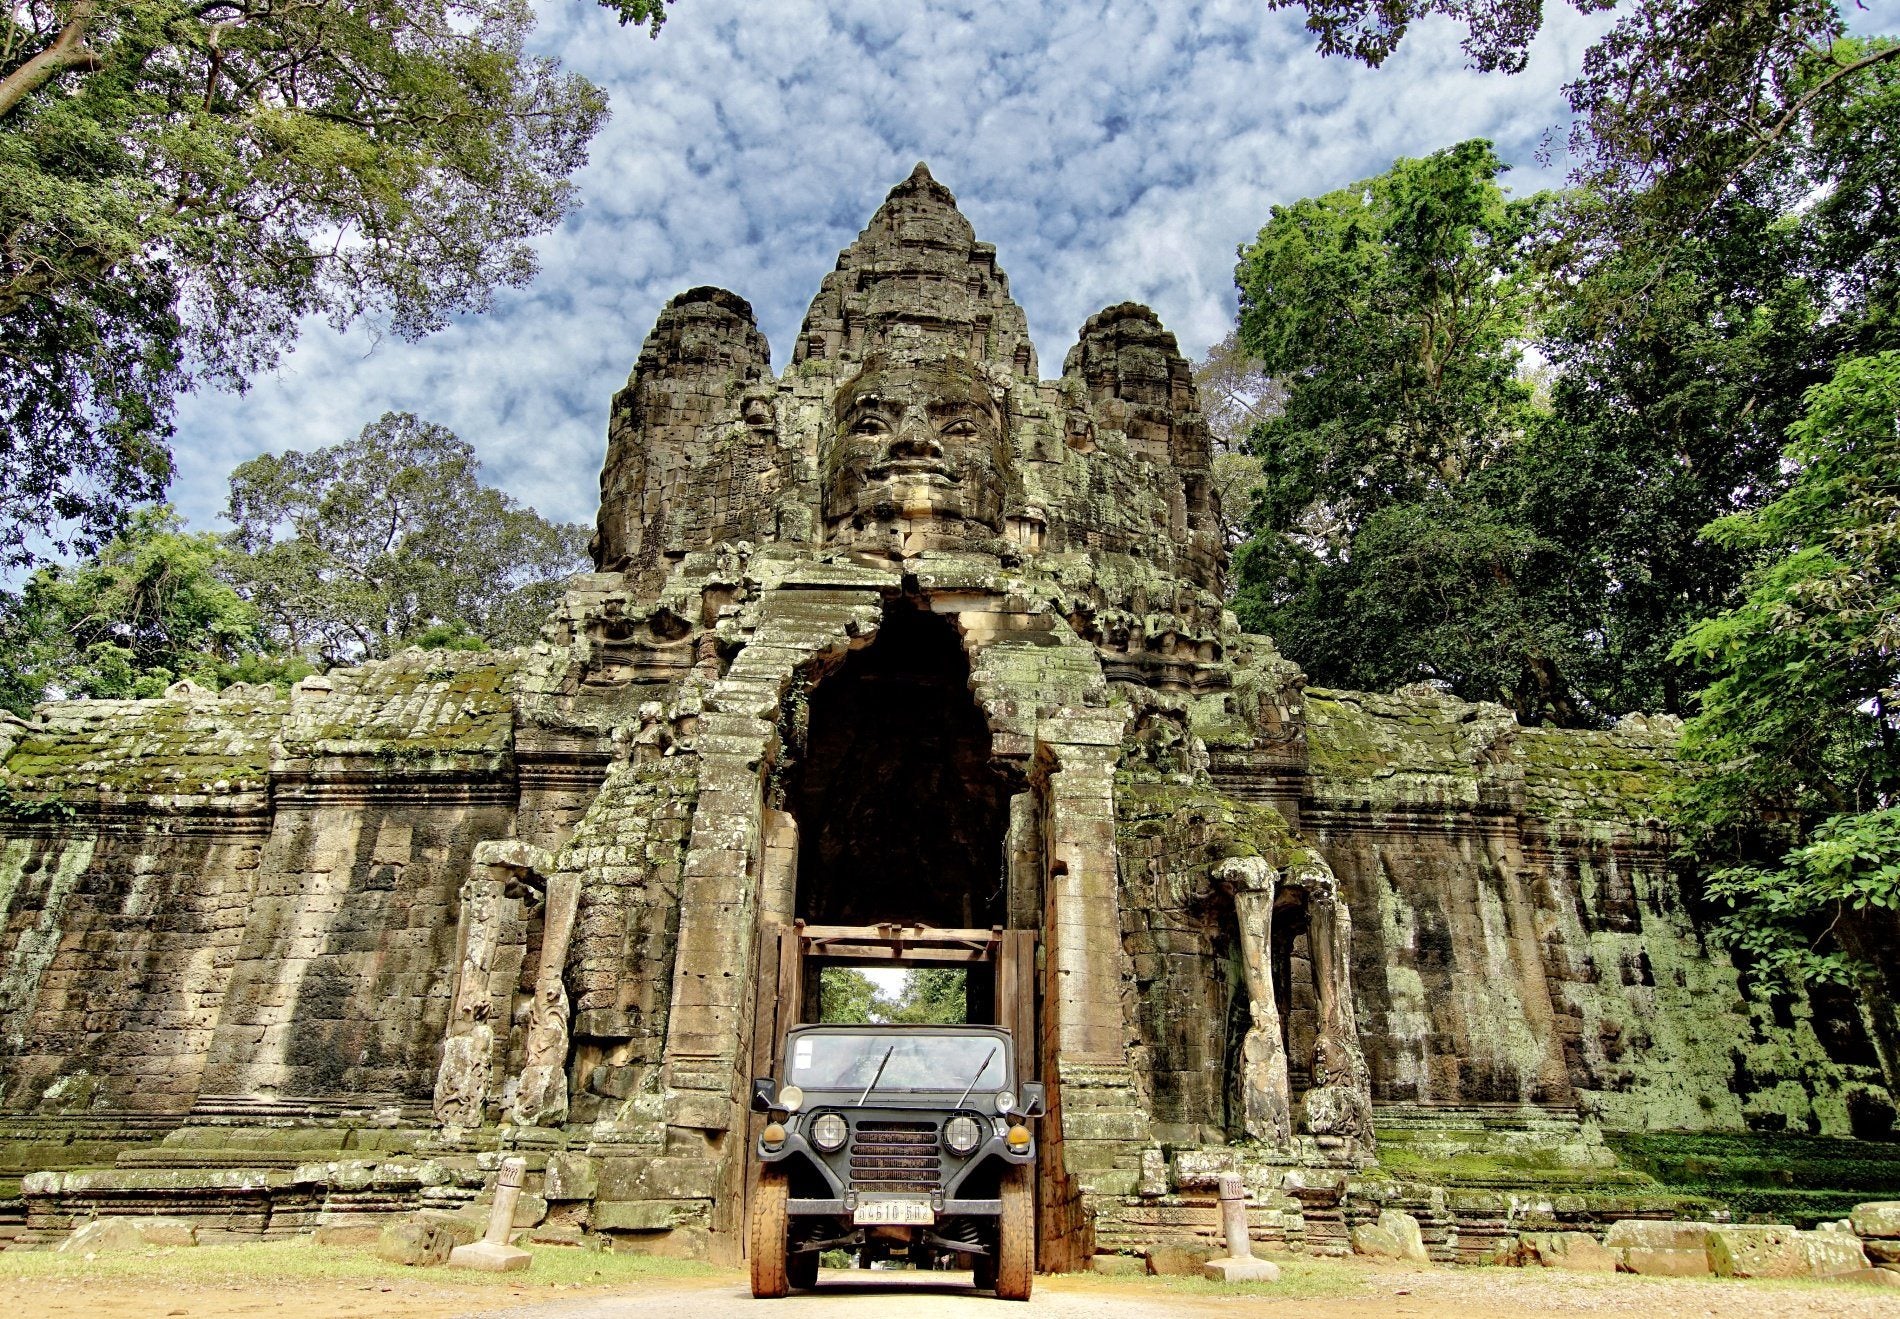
xmin=1231 ymin=140 xmax=1587 ymax=721
xmin=818 ymin=968 xmax=882 ymax=1025
xmin=1671 ymin=351 xmax=1900 ymax=1091
xmin=224 ymin=412 xmax=588 ymax=665
xmin=1235 ymin=139 xmax=1543 ymax=548
xmin=0 ymin=0 xmax=671 ymax=567
xmin=1268 ymin=3 xmax=1899 ymax=263
xmin=0 ymin=504 xmax=299 ymax=710
xmin=886 ymin=968 xmax=967 ymax=1026
xmin=1519 ymin=200 xmax=1832 ymax=717
xmin=1191 ymin=332 xmax=1281 ymax=552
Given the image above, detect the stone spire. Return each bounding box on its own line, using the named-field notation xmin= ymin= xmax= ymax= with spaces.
xmin=592 ymin=286 xmax=773 ymax=574
xmin=793 ymin=163 xmax=1038 ymax=379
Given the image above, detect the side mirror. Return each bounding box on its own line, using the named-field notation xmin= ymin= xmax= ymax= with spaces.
xmin=751 ymin=1077 xmax=777 ymax=1114
xmin=1019 ymin=1082 xmax=1047 ymax=1118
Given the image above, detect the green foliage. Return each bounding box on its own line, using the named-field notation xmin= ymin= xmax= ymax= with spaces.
xmin=0 ymin=0 xmax=674 ymax=567
xmin=1263 ymin=0 xmax=1595 ymax=73
xmin=0 ymin=783 xmax=77 ymax=822
xmin=1231 ymin=141 xmax=1593 ymax=722
xmin=404 ymin=621 xmax=492 ymax=653
xmin=2 ymin=505 xmax=269 ymax=710
xmin=1236 ymin=139 xmax=1542 ymax=549
xmin=1672 ymin=352 xmax=1900 ymax=1000
xmin=818 ymin=968 xmax=880 ymax=1025
xmin=884 ymin=968 xmax=967 ymax=1026
xmin=1267 ymin=4 xmax=1898 ymax=252
xmin=814 ymin=967 xmax=969 ymax=1025
xmin=223 ymin=412 xmax=588 ymax=665
xmin=1229 ymin=28 xmax=1897 ymax=724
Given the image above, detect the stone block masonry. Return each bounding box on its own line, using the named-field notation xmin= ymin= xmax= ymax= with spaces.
xmin=2 ymin=164 xmax=1892 ymax=1265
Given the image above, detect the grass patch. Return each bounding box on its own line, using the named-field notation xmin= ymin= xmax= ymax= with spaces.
xmin=1056 ymin=1254 xmax=1366 ymax=1301
xmin=0 ymin=1240 xmax=719 ymax=1290
xmin=1608 ymin=1132 xmax=1900 ymax=1226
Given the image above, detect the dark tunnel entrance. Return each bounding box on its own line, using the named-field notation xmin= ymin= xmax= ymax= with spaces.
xmin=787 ymin=599 xmax=1014 ymax=931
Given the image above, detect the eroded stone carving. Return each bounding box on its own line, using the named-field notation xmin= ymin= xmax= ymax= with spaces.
xmin=512 ymin=871 xmax=581 ymax=1127
xmin=1289 ymin=858 xmax=1375 ymax=1150
xmin=1217 ymin=855 xmax=1293 ymax=1147
xmin=434 ymin=876 xmax=506 ymax=1128
xmin=822 ymin=354 xmax=1012 ymax=557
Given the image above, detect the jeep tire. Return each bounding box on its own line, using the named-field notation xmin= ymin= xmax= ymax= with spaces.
xmin=995 ymin=1165 xmax=1034 ymax=1300
xmin=750 ymin=1168 xmax=790 ymax=1298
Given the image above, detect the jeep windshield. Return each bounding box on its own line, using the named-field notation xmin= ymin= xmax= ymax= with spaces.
xmin=786 ymin=1031 xmax=1009 ymax=1094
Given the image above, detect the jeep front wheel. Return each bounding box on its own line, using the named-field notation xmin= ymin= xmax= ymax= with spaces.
xmin=750 ymin=1168 xmax=790 ymax=1298
xmin=995 ymin=1165 xmax=1034 ymax=1300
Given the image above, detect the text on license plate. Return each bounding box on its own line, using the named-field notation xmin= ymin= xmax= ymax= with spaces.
xmin=854 ymin=1198 xmax=935 ymax=1226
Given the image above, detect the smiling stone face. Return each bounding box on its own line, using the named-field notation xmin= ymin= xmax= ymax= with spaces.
xmin=822 ymin=356 xmax=1011 ymax=557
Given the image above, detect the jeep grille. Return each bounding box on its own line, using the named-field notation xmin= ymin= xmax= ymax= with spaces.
xmin=848 ymin=1120 xmax=941 ymax=1192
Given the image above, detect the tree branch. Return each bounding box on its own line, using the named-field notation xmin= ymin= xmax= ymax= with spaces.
xmin=1727 ymin=43 xmax=1900 ymax=190
xmin=0 ymin=1 xmax=102 ymax=119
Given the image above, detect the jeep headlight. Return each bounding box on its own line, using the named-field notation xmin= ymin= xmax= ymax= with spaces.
xmin=777 ymin=1084 xmax=805 ymax=1113
xmin=994 ymin=1090 xmax=1016 ymax=1116
xmin=944 ymin=1114 xmax=983 ymax=1155
xmin=811 ymin=1112 xmax=848 ymax=1153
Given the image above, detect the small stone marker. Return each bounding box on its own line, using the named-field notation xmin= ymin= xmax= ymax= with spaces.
xmin=448 ymin=1156 xmax=532 ymax=1272
xmin=1201 ymin=1173 xmax=1281 ymax=1284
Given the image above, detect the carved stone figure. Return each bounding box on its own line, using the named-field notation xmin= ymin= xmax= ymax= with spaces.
xmin=1289 ymin=859 xmax=1375 ymax=1149
xmin=511 ymin=871 xmax=581 ymax=1127
xmin=433 ymin=876 xmax=508 ymax=1127
xmin=822 ymin=355 xmax=1011 ymax=557
xmin=1217 ymin=856 xmax=1293 ymax=1147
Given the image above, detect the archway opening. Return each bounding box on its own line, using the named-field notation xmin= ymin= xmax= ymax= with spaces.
xmin=788 ymin=599 xmax=1012 ymax=931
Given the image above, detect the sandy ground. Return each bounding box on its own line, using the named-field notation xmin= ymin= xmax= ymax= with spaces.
xmin=473 ymin=1265 xmax=1900 ymax=1319
xmin=7 ymin=1259 xmax=1900 ymax=1319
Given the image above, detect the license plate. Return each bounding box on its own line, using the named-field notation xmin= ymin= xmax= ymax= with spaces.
xmin=853 ymin=1197 xmax=935 ymax=1226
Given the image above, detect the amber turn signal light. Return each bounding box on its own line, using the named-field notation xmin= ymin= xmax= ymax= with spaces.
xmin=762 ymin=1122 xmax=787 ymax=1150
xmin=1006 ymin=1124 xmax=1031 ymax=1151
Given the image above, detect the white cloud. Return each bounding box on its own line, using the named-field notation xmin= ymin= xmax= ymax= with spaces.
xmin=169 ymin=0 xmax=1638 ymax=532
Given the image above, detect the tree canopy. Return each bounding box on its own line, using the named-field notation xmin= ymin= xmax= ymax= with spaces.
xmin=0 ymin=505 xmax=301 ymax=710
xmin=1229 ymin=140 xmax=1590 ymax=723
xmin=223 ymin=411 xmax=589 ymax=665
xmin=1670 ymin=351 xmax=1900 ymax=1088
xmin=0 ymin=1 xmax=673 ymax=568
xmin=1269 ymin=3 xmax=1900 ymax=250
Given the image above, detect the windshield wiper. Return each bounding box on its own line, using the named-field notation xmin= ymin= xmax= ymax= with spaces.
xmin=955 ymin=1046 xmax=999 ymax=1109
xmin=856 ymin=1045 xmax=895 ymax=1107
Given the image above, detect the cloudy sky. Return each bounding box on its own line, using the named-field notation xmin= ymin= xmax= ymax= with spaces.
xmin=162 ymin=0 xmax=1893 ymax=535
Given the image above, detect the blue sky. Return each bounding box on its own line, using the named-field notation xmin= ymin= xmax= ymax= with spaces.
xmin=162 ymin=0 xmax=1894 ymax=535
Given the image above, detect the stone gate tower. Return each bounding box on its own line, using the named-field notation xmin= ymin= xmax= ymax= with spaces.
xmin=2 ymin=167 xmax=1888 ymax=1263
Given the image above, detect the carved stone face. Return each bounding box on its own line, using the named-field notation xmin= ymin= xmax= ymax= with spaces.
xmin=822 ymin=357 xmax=1010 ymax=555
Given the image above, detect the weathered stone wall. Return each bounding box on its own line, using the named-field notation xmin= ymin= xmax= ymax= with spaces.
xmin=1301 ymin=686 xmax=1886 ymax=1137
xmin=0 ymin=827 xmax=263 ymax=1116
xmin=2 ymin=163 xmax=1893 ymax=1265
xmin=1114 ymin=773 xmax=1298 ymax=1144
xmin=1 ymin=652 xmax=524 ymax=1119
xmin=1 ymin=690 xmax=280 ymax=1116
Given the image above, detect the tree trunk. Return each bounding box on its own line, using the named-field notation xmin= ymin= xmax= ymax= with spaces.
xmin=1836 ymin=909 xmax=1900 ymax=1104
xmin=0 ymin=3 xmax=101 ymax=119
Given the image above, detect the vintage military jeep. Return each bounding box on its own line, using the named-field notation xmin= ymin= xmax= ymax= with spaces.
xmin=748 ymin=1022 xmax=1045 ymax=1299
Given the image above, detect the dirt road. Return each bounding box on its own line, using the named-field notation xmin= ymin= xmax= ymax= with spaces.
xmin=7 ymin=1250 xmax=1899 ymax=1318
xmin=471 ymin=1264 xmax=1900 ymax=1319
